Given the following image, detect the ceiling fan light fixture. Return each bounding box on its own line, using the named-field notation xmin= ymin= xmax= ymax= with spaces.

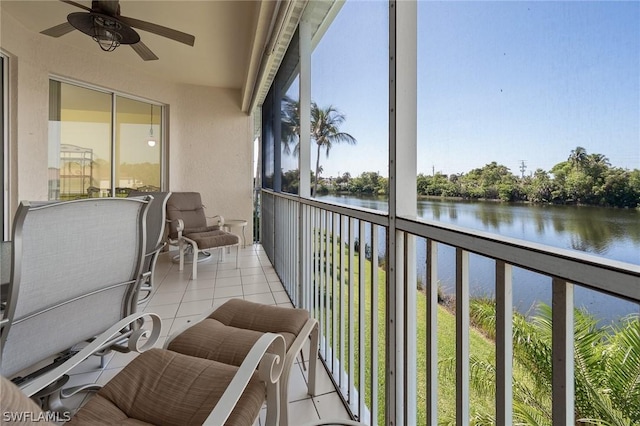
xmin=92 ymin=27 xmax=121 ymax=52
xmin=67 ymin=11 xmax=140 ymax=53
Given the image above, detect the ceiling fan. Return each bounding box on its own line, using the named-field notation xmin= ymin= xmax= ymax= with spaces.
xmin=40 ymin=0 xmax=195 ymax=61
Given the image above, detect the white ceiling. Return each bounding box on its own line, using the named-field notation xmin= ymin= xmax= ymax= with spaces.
xmin=0 ymin=0 xmax=262 ymax=90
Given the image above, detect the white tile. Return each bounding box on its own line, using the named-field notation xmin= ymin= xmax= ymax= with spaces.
xmin=216 ymin=276 xmax=242 ymax=287
xmin=265 ymin=272 xmax=281 ymax=283
xmin=212 ymin=297 xmax=236 ymax=310
xmin=287 ymin=363 xmax=312 ymax=402
xmin=143 ymin=304 xmax=179 ymax=320
xmin=269 ymin=281 xmax=286 ymax=292
xmin=287 ymin=398 xmax=319 ymax=423
xmin=186 ymin=279 xmax=216 ymax=291
xmin=154 ymin=280 xmax=189 ymax=294
xmin=240 ymin=267 xmax=264 ymax=276
xmin=217 ymin=268 xmax=241 ymax=278
xmin=168 ymin=314 xmax=204 ymax=337
xmin=181 ymin=288 xmax=215 ymax=302
xmin=243 ymin=293 xmax=276 ymax=305
xmin=217 ymin=262 xmax=239 ymax=271
xmin=197 ymin=262 xmax=219 ymax=272
xmin=214 ymin=286 xmax=244 ymax=298
xmin=105 ymin=350 xmax=139 ymax=369
xmin=176 ymin=299 xmax=213 ymax=317
xmin=238 ymin=260 xmax=262 ymax=269
xmin=314 ymin=392 xmax=352 ymax=422
xmin=192 ymin=270 xmax=217 ymax=281
xmin=242 ymin=283 xmax=272 ymax=295
xmin=147 ymin=291 xmax=183 ymax=306
xmin=261 ymin=266 xmax=276 ymax=274
xmin=301 ymin=360 xmax=335 ymax=396
xmin=273 ymin=291 xmax=292 ymax=304
xmin=241 ymin=274 xmax=268 ymax=285
xmin=159 ymin=318 xmax=174 ymax=337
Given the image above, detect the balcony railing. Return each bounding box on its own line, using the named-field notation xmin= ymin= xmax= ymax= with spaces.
xmin=261 ymin=189 xmax=640 ymax=425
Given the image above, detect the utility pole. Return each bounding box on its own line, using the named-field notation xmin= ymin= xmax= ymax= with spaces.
xmin=519 ymin=160 xmax=527 ymax=178
xmin=432 ymin=165 xmax=435 ymax=176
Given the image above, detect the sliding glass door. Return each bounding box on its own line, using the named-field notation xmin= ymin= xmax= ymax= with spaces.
xmin=48 ymin=80 xmax=163 ymax=200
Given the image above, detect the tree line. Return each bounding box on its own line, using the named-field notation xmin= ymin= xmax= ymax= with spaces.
xmin=289 ymin=147 xmax=638 ymax=208
xmin=277 ymin=96 xmax=637 ymax=208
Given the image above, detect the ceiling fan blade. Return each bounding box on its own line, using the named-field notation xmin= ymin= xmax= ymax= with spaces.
xmin=131 ymin=41 xmax=159 ymax=61
xmin=59 ymin=0 xmax=92 ymax=12
xmin=41 ymin=22 xmax=76 ymax=37
xmin=119 ymin=16 xmax=195 ymax=46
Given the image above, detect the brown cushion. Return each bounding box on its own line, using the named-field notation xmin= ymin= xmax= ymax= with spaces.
xmin=0 ymin=375 xmax=56 ymax=425
xmin=69 ymin=395 xmax=149 ymax=425
xmin=166 ymin=192 xmax=208 ymax=239
xmin=211 ymin=299 xmax=310 ymax=337
xmin=167 ymin=318 xmax=296 ymax=367
xmin=69 ymin=349 xmax=264 ymax=426
xmin=183 ymin=225 xmax=221 ymax=235
xmin=185 ymin=230 xmax=239 ymax=249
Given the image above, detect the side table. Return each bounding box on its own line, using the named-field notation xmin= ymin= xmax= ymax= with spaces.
xmin=222 ymin=219 xmax=248 ymax=248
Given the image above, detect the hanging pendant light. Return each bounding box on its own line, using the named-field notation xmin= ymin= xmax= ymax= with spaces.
xmin=147 ymin=104 xmax=156 ymax=147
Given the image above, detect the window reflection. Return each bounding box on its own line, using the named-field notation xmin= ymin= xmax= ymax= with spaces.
xmin=48 ymin=81 xmax=163 ymax=200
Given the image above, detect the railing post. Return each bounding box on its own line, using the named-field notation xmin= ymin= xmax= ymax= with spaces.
xmin=426 ymin=239 xmax=438 ymax=426
xmin=552 ymin=278 xmax=574 ymax=425
xmin=455 ymin=248 xmax=470 ymax=426
xmin=496 ymin=260 xmax=513 ymax=426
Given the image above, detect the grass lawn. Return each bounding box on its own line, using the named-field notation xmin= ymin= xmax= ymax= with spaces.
xmin=316 ymin=252 xmax=503 ymax=424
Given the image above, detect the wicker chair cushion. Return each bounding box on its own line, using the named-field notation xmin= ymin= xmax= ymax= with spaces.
xmin=68 ymin=349 xmax=264 ymax=426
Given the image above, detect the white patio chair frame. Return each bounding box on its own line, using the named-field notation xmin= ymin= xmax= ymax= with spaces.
xmin=0 ymin=197 xmax=152 ymax=411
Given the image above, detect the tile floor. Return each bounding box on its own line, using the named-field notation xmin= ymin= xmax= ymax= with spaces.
xmin=65 ymin=244 xmax=352 ymax=425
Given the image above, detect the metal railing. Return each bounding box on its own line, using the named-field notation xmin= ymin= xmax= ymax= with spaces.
xmin=261 ymin=189 xmax=640 ymax=425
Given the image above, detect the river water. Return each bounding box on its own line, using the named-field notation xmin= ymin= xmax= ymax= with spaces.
xmin=317 ymin=194 xmax=640 ymax=324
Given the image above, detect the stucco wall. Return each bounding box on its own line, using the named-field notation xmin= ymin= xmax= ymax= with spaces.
xmin=1 ymin=12 xmax=254 ymax=242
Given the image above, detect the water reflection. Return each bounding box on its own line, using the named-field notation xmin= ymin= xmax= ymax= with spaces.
xmin=473 ymin=202 xmax=514 ymax=230
xmin=417 ymin=200 xmax=639 ymax=258
xmin=317 ymin=194 xmax=639 ymax=322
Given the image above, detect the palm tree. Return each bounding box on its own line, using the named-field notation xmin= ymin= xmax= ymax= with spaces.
xmin=281 ymin=95 xmax=300 ymax=157
xmin=280 ymin=97 xmax=357 ymax=196
xmin=462 ymin=299 xmax=640 ymax=425
xmin=569 ymin=146 xmax=588 ymax=170
xmin=310 ymin=102 xmax=357 ymax=196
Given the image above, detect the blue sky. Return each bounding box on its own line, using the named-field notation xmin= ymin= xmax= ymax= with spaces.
xmin=295 ymin=0 xmax=640 ymax=178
